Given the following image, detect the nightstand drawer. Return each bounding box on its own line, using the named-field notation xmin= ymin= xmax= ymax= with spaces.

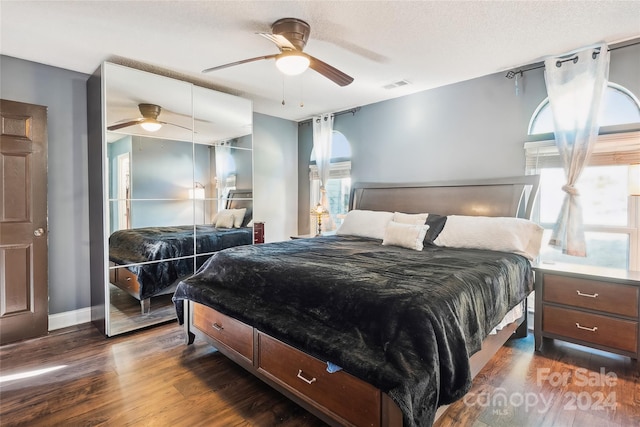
xmin=543 ymin=305 xmax=638 ymax=353
xmin=543 ymin=274 xmax=638 ymax=318
xmin=257 ymin=332 xmax=381 ymax=427
xmin=193 ymin=303 xmax=254 ymax=362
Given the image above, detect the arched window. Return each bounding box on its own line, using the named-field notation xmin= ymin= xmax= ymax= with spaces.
xmin=525 ymin=82 xmax=640 ymax=269
xmin=309 ymin=131 xmax=351 ymax=232
xmin=529 ymin=83 xmax=640 ymax=135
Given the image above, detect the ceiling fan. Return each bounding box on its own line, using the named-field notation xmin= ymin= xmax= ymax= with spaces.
xmin=107 ymin=103 xmax=191 ymax=132
xmin=202 ymin=18 xmax=354 ymax=87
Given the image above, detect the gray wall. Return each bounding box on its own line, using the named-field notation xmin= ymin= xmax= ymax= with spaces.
xmin=298 ymin=44 xmax=640 ymax=233
xmin=1 ymin=55 xmax=90 ymax=315
xmin=253 ymin=113 xmax=299 ymax=243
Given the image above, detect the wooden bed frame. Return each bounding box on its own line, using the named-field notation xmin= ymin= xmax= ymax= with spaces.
xmin=181 ymin=176 xmax=540 ymax=426
xmin=109 ymin=189 xmax=254 ymax=315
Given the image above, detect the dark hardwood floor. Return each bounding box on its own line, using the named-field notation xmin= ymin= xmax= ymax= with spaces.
xmin=1 ymin=322 xmax=638 ymax=426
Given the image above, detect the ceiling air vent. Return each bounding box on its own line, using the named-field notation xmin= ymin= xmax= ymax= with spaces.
xmin=383 ymin=80 xmax=410 ymax=90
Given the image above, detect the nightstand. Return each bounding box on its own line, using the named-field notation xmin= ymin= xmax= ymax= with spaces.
xmin=534 ymin=263 xmax=640 ymax=360
xmin=253 ymin=222 xmax=265 ymax=244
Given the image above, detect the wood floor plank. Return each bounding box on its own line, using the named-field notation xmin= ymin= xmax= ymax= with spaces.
xmin=2 ymin=322 xmax=639 ymax=426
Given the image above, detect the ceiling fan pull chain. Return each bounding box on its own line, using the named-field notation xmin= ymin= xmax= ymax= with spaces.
xmin=300 ymin=76 xmax=304 ymax=108
xmin=282 ymin=77 xmax=286 ymax=106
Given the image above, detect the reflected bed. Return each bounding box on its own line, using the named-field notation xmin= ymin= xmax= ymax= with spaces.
xmin=109 ymin=190 xmax=253 ymax=314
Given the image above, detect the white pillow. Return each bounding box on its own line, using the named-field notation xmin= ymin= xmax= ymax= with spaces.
xmin=214 ymin=210 xmax=235 ymax=228
xmin=382 ymin=221 xmax=430 ymax=251
xmin=433 ymin=215 xmax=544 ymax=260
xmin=335 ymin=210 xmax=394 ymax=240
xmin=212 ymin=208 xmax=247 ymax=228
xmin=393 ymin=212 xmax=428 ymax=225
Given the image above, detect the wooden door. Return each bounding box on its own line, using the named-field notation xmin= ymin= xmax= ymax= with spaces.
xmin=0 ymin=99 xmax=48 ymax=345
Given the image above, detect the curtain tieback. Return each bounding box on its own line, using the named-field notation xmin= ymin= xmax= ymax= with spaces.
xmin=562 ymin=184 xmax=579 ymax=196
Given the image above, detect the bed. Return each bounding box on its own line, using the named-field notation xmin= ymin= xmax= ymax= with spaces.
xmin=173 ymin=176 xmax=541 ymax=426
xmin=109 ymin=189 xmax=253 ymax=314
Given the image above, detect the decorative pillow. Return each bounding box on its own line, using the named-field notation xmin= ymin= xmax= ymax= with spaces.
xmin=424 ymin=213 xmax=447 ymax=245
xmin=214 ymin=210 xmax=235 ymax=229
xmin=231 ymin=208 xmax=247 ymax=228
xmin=393 ymin=212 xmax=428 ymax=225
xmin=212 ymin=208 xmax=247 ymax=228
xmin=392 ymin=212 xmax=447 ymax=245
xmin=382 ymin=221 xmax=430 ymax=251
xmin=335 ymin=210 xmax=394 ymax=240
xmin=433 ymin=215 xmax=544 ymax=260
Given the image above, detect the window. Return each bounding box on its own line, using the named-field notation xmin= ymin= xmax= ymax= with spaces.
xmin=526 ymin=82 xmax=640 ymax=269
xmin=310 ymin=131 xmax=351 ymax=232
xmin=529 ymin=83 xmax=640 ymax=134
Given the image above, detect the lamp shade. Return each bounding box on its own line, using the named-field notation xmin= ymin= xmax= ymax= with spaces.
xmin=275 ymin=52 xmax=310 ymax=76
xmin=189 ymin=182 xmax=205 ymax=199
xmin=629 ymin=164 xmax=640 ymax=196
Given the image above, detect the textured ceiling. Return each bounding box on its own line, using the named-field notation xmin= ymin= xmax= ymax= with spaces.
xmin=1 ymin=1 xmax=639 ymax=122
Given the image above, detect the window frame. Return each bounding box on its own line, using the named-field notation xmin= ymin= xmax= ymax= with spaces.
xmin=526 ymin=79 xmax=640 ymax=269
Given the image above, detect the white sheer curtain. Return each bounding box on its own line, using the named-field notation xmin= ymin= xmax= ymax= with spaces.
xmin=312 ymin=113 xmax=335 ymax=232
xmin=544 ymin=43 xmax=610 ymax=256
xmin=215 ymin=144 xmax=233 ymax=211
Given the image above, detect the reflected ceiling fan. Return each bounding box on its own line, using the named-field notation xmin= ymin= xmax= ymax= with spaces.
xmin=202 ymin=18 xmax=354 ymax=87
xmin=107 ymin=103 xmax=191 ymax=132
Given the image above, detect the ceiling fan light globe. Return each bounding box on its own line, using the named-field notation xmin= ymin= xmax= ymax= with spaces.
xmin=140 ymin=121 xmax=162 ymax=132
xmin=275 ymin=53 xmax=310 ymax=76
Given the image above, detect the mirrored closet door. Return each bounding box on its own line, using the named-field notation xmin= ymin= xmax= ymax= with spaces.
xmin=88 ymin=62 xmax=253 ymax=336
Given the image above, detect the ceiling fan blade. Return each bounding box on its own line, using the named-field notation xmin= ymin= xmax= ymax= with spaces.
xmin=308 ymin=55 xmax=354 ymax=87
xmin=158 ymin=121 xmax=193 ymax=131
xmin=107 ymin=119 xmax=144 ymax=131
xmin=202 ymin=54 xmax=278 ymax=73
xmin=257 ymin=33 xmax=296 ymax=51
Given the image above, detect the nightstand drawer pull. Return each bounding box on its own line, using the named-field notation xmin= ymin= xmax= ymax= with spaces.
xmin=576 ymin=290 xmax=599 ymax=298
xmin=296 ymin=369 xmax=317 ymax=385
xmin=575 ymin=323 xmax=598 ymax=332
xmin=212 ymin=322 xmax=224 ymax=331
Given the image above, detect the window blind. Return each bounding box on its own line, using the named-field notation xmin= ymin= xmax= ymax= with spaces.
xmin=309 ymin=161 xmax=351 ymax=180
xmin=525 ymin=131 xmax=640 ymax=170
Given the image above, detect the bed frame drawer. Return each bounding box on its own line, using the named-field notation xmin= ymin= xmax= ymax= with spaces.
xmin=257 ymin=332 xmax=381 ymax=427
xmin=543 ymin=305 xmax=638 ymax=354
xmin=543 ymin=274 xmax=638 ymax=318
xmin=112 ymin=266 xmax=141 ymax=295
xmin=193 ymin=303 xmax=253 ymax=363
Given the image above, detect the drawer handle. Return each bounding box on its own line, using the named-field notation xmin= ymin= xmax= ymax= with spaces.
xmin=576 ymin=323 xmax=598 ymax=332
xmin=576 ymin=290 xmax=598 ymax=298
xmin=126 ymin=277 xmax=131 ymax=281
xmin=296 ymin=370 xmax=317 ymax=385
xmin=212 ymin=322 xmax=224 ymax=331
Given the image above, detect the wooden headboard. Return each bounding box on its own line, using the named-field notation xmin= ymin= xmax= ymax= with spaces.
xmin=350 ymin=175 xmax=539 ymax=219
xmin=226 ymin=189 xmax=252 ymax=210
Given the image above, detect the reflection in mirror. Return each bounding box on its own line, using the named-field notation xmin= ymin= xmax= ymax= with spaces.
xmin=109 ymin=262 xmax=184 ymax=331
xmin=99 ymin=62 xmax=253 ymax=336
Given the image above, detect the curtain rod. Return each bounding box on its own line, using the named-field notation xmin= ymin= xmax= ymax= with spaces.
xmin=298 ymin=107 xmax=361 ymax=126
xmin=505 ymin=38 xmax=640 ymax=79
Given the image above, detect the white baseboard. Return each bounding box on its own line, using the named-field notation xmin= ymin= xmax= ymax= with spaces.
xmin=48 ymin=307 xmax=92 ymax=331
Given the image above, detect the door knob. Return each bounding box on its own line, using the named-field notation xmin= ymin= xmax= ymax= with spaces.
xmin=34 ymin=228 xmax=45 ymax=237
